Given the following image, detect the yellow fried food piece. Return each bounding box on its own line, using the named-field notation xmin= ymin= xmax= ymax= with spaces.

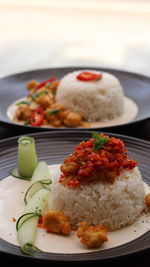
xmin=42 ymin=210 xmax=71 ymax=235
xmin=63 ymin=112 xmax=82 ymax=127
xmin=145 ymin=193 xmax=150 ymax=208
xmin=76 ymin=221 xmax=108 ymax=248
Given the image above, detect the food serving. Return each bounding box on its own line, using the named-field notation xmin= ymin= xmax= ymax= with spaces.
xmin=56 ymin=70 xmax=124 ymax=122
xmin=49 ymin=132 xmax=146 ymax=231
xmin=10 ymin=69 xmax=138 ymax=128
xmin=0 ymin=133 xmax=149 ymax=256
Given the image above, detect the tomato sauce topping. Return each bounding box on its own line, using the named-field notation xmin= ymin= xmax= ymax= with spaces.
xmin=59 ymin=133 xmax=137 ymax=187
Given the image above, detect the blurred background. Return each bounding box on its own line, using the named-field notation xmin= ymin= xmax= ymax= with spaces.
xmin=0 ymin=0 xmax=150 ymax=77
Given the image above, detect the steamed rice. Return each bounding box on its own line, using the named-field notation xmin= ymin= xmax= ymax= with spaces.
xmin=56 ymin=70 xmax=125 ymax=122
xmin=49 ymin=167 xmax=145 ymax=231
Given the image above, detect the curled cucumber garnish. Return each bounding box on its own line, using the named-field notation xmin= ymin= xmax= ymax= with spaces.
xmin=13 ymin=137 xmax=52 ymax=255
xmin=17 ymin=188 xmax=50 ymax=255
xmin=10 ymin=136 xmax=38 ymax=180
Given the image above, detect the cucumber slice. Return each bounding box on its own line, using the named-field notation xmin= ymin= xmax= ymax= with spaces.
xmin=23 ymin=161 xmax=52 ymax=204
xmin=31 ymin=161 xmax=52 ymax=183
xmin=22 ymin=243 xmax=42 ymax=256
xmin=16 ymin=212 xmax=40 ymax=231
xmin=24 ymin=180 xmax=51 ymax=204
xmin=9 ymin=136 xmax=38 ymax=180
xmin=18 ymin=136 xmax=38 ymax=179
xmin=13 ymin=138 xmax=53 ymax=255
xmin=24 ymin=188 xmax=50 ymax=214
xmin=17 ymin=188 xmax=50 ymax=255
xmin=17 ymin=215 xmax=40 ymax=255
xmin=9 ymin=167 xmax=31 ymax=180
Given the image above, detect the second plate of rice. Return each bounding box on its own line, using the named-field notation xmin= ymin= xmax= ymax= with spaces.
xmin=0 ymin=67 xmax=149 ymax=131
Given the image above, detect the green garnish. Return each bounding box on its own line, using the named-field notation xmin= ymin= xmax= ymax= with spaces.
xmin=32 ymin=92 xmax=39 ymax=100
xmin=47 ymin=109 xmax=60 ymax=116
xmin=24 ymin=120 xmax=29 ymax=125
xmin=32 ymin=91 xmax=48 ymax=100
xmin=95 ymin=76 xmax=102 ymax=81
xmin=92 ymin=132 xmax=109 ymax=151
xmin=16 ymin=101 xmax=30 ymax=106
xmin=51 ymin=90 xmax=56 ymax=96
xmin=45 ymin=82 xmax=51 ymax=87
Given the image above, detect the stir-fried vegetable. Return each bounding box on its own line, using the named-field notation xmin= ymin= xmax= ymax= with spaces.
xmin=33 ymin=76 xmax=57 ymax=91
xmin=30 ymin=107 xmax=45 ymax=127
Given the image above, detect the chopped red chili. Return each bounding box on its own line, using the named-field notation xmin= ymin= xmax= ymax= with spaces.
xmin=59 ymin=134 xmax=137 ymax=187
xmin=76 ymin=72 xmax=102 ymax=82
xmin=30 ymin=107 xmax=45 ymax=127
xmin=37 ymin=216 xmax=46 ymax=229
xmin=66 ymin=177 xmax=81 ymax=187
xmin=38 ymin=216 xmax=43 ymax=225
xmin=34 ymin=76 xmax=57 ymax=91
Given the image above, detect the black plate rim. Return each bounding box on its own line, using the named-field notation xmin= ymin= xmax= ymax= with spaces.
xmin=0 ymin=66 xmax=150 ymax=132
xmin=1 ymin=128 xmax=150 ymax=147
xmin=0 ymin=130 xmax=150 ymax=262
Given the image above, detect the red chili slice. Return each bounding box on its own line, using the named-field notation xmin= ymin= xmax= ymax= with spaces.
xmin=38 ymin=216 xmax=43 ymax=225
xmin=76 ymin=72 xmax=102 ymax=82
xmin=34 ymin=76 xmax=57 ymax=91
xmin=37 ymin=216 xmax=46 ymax=229
xmin=30 ymin=107 xmax=45 ymax=127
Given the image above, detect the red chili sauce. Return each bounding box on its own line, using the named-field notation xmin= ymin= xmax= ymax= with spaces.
xmin=60 ymin=134 xmax=137 ymax=187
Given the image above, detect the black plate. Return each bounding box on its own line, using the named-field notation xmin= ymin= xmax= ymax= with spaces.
xmin=0 ymin=131 xmax=149 ymax=262
xmin=0 ymin=67 xmax=150 ymax=132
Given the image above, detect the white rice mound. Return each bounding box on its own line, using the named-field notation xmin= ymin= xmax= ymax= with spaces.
xmin=56 ymin=70 xmax=125 ymax=122
xmin=48 ymin=167 xmax=145 ymax=231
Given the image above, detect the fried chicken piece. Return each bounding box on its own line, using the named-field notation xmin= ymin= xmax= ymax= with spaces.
xmin=14 ymin=104 xmax=32 ymax=121
xmin=50 ymin=103 xmax=65 ymax=110
xmin=63 ymin=112 xmax=82 ymax=127
xmin=61 ymin=161 xmax=80 ymax=174
xmin=42 ymin=210 xmax=71 ymax=235
xmin=35 ymin=91 xmax=54 ymax=109
xmin=27 ymin=80 xmax=39 ymax=91
xmin=46 ymin=80 xmax=60 ymax=93
xmin=45 ymin=103 xmax=81 ymax=128
xmin=80 ymin=121 xmax=91 ymax=128
xmin=145 ymin=193 xmax=150 ymax=208
xmin=57 ymin=109 xmax=69 ymax=121
xmin=50 ymin=118 xmax=62 ymax=127
xmin=45 ymin=113 xmax=62 ymax=127
xmin=45 ymin=103 xmax=64 ymax=127
xmin=76 ymin=222 xmax=108 ymax=248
